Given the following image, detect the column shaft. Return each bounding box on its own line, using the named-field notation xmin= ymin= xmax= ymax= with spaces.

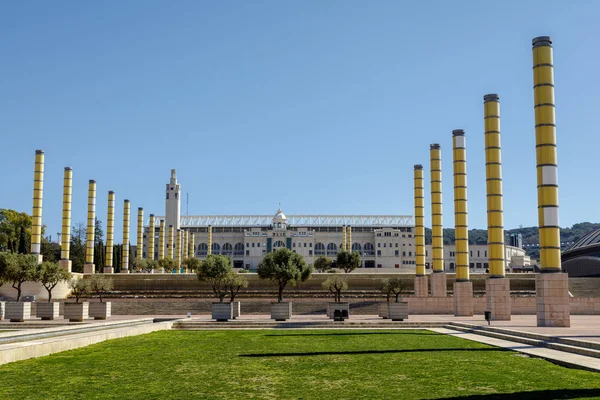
xmin=137 ymin=207 xmax=144 ymax=261
xmin=168 ymin=225 xmax=174 ymax=259
xmin=148 ymin=214 xmax=155 ymax=260
xmin=207 ymin=226 xmax=212 ymax=255
xmin=30 ymin=150 xmax=44 ymax=259
xmin=105 ymin=191 xmax=115 ymax=272
xmin=414 ymin=165 xmax=426 ymax=276
xmin=158 ymin=220 xmax=165 ymax=260
xmin=430 ymin=144 xmax=444 ymax=272
xmin=122 ymin=200 xmax=130 ymax=272
xmin=60 ymin=167 xmax=73 ymax=260
xmin=85 ymin=180 xmax=96 ymax=266
xmin=453 ymin=130 xmax=470 ymax=282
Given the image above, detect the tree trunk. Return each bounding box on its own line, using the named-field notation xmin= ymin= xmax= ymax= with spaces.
xmin=278 ymin=284 xmax=284 ymax=303
xmin=395 ymin=293 xmax=400 ymax=302
xmin=47 ymin=287 xmax=52 ymax=303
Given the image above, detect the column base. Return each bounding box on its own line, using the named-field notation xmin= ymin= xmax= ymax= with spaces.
xmin=33 ymin=254 xmax=43 ymax=264
xmin=454 ymin=281 xmax=473 ymax=317
xmin=83 ymin=263 xmax=95 ymax=274
xmin=536 ymin=272 xmax=570 ymax=327
xmin=486 ymin=277 xmax=511 ymax=321
xmin=431 ymin=272 xmax=447 ymax=297
xmin=414 ymin=275 xmax=428 ymax=297
xmin=120 ymin=269 xmax=130 ymax=274
xmin=103 ymin=267 xmax=115 ymax=274
xmin=59 ymin=259 xmax=72 ymax=273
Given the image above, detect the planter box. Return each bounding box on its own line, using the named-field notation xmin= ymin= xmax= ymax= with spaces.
xmin=271 ymin=302 xmax=292 ymax=321
xmin=0 ymin=301 xmax=4 ymax=320
xmin=89 ymin=302 xmax=112 ymax=320
xmin=232 ymin=301 xmax=241 ymax=319
xmin=388 ymin=302 xmax=409 ymax=321
xmin=64 ymin=302 xmax=89 ymax=322
xmin=211 ymin=303 xmax=233 ymax=321
xmin=5 ymin=302 xmax=31 ymax=322
xmin=327 ymin=302 xmax=350 ymax=319
xmin=36 ymin=302 xmax=60 ymax=320
xmin=378 ymin=303 xmax=389 ymax=319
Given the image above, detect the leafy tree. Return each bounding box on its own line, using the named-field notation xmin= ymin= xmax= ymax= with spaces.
xmin=133 ymin=257 xmax=148 ymax=272
xmin=4 ymin=253 xmax=39 ymax=301
xmin=0 ymin=251 xmax=15 ymax=285
xmin=68 ymin=278 xmax=88 ymax=303
xmin=224 ymin=271 xmax=248 ymax=303
xmin=257 ymin=248 xmax=312 ymax=303
xmin=0 ymin=209 xmax=36 ymax=253
xmin=314 ymin=256 xmax=331 ymax=273
xmin=41 ymin=239 xmax=60 ymax=262
xmin=145 ymin=259 xmax=159 ymax=272
xmin=183 ymin=257 xmax=201 ymax=273
xmin=158 ymin=257 xmax=176 ymax=273
xmin=87 ymin=274 xmax=114 ymax=302
xmin=18 ymin=226 xmax=27 ymax=254
xmin=197 ymin=254 xmax=233 ymax=303
xmin=379 ymin=279 xmax=392 ymax=303
xmin=386 ymin=277 xmax=406 ymax=302
xmin=322 ymin=274 xmax=348 ymax=303
xmin=39 ymin=261 xmax=71 ymax=302
xmin=336 ymin=250 xmax=361 ymax=273
xmin=94 ymin=218 xmax=104 ymax=245
xmin=70 ymin=222 xmax=86 ymax=273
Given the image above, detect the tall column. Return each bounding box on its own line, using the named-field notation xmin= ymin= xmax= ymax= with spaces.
xmin=184 ymin=230 xmax=189 ymax=259
xmin=104 ymin=191 xmax=115 ymax=273
xmin=175 ymin=229 xmax=182 ymax=272
xmin=148 ymin=214 xmax=155 ymax=261
xmin=30 ymin=150 xmax=44 ymax=263
xmin=136 ymin=207 xmax=144 ymax=268
xmin=59 ymin=167 xmax=73 ymax=272
xmin=347 ymin=226 xmax=352 ymax=251
xmin=84 ymin=180 xmax=97 ymax=274
xmin=168 ymin=225 xmax=174 ymax=259
xmin=342 ymin=226 xmax=347 ymax=252
xmin=189 ymin=231 xmax=195 ymax=259
xmin=158 ymin=219 xmax=165 ymax=260
xmin=532 ymin=36 xmax=570 ymax=327
xmin=453 ymin=130 xmax=473 ymax=316
xmin=430 ymin=144 xmax=446 ymax=297
xmin=414 ymin=164 xmax=428 ymax=297
xmin=121 ymin=200 xmax=130 ymax=273
xmin=207 ymin=225 xmax=213 ymax=255
xmin=484 ymin=94 xmax=511 ymax=320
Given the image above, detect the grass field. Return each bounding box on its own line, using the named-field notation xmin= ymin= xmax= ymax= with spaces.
xmin=0 ymin=329 xmax=599 ymax=399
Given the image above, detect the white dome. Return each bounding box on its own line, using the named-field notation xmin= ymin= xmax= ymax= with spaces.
xmin=273 ymin=208 xmax=287 ymax=221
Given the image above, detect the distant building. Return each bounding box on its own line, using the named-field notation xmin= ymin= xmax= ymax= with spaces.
xmin=424 ymin=244 xmax=530 ymax=273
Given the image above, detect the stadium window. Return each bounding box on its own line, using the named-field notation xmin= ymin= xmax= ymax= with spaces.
xmin=394 ymin=250 xmax=399 ymax=257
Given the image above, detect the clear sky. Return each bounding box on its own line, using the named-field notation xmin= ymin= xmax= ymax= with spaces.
xmin=1 ymin=1 xmax=599 ymax=242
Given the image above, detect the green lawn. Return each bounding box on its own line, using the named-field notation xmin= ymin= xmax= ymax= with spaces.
xmin=0 ymin=329 xmax=599 ymax=399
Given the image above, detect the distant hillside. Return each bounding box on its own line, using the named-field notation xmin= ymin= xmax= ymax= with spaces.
xmin=424 ymin=222 xmax=600 ymax=260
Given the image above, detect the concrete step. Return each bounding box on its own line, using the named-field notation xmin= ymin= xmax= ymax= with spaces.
xmin=172 ymin=321 xmax=448 ymax=330
xmin=447 ymin=323 xmax=600 ymax=360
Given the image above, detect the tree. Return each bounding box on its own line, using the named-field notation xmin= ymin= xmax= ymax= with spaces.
xmin=41 ymin=239 xmax=60 ymax=262
xmin=4 ymin=253 xmax=39 ymax=301
xmin=18 ymin=226 xmax=27 ymax=254
xmin=336 ymin=250 xmax=361 ymax=273
xmin=94 ymin=218 xmax=104 ymax=245
xmin=386 ymin=277 xmax=406 ymax=302
xmin=158 ymin=257 xmax=176 ymax=273
xmin=224 ymin=271 xmax=248 ymax=303
xmin=145 ymin=259 xmax=159 ymax=273
xmin=39 ymin=261 xmax=71 ymax=302
xmin=197 ymin=254 xmax=233 ymax=303
xmin=314 ymin=256 xmax=332 ymax=273
xmin=257 ymin=248 xmax=312 ymax=303
xmin=183 ymin=257 xmax=201 ymax=273
xmin=87 ymin=275 xmax=114 ymax=302
xmin=133 ymin=257 xmax=148 ymax=272
xmin=0 ymin=209 xmax=33 ymax=253
xmin=0 ymin=251 xmax=15 ymax=285
xmin=70 ymin=222 xmax=86 ymax=273
xmin=68 ymin=278 xmax=88 ymax=303
xmin=322 ymin=274 xmax=348 ymax=303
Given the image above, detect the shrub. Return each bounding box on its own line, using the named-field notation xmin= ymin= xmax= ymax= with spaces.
xmin=39 ymin=261 xmax=71 ymax=302
xmin=68 ymin=278 xmax=89 ymax=303
xmin=87 ymin=274 xmax=114 ymax=302
xmin=321 ymin=274 xmax=348 ymax=303
xmin=197 ymin=254 xmax=233 ymax=303
xmin=158 ymin=258 xmax=176 ymax=273
xmin=314 ymin=256 xmax=331 ymax=273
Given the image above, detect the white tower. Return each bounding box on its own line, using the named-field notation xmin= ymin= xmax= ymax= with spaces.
xmin=165 ymin=169 xmax=181 ymax=231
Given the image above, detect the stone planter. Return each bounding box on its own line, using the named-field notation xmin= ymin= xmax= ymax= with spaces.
xmin=36 ymin=302 xmax=60 ymax=320
xmin=0 ymin=301 xmax=4 ymax=320
xmin=271 ymin=302 xmax=292 ymax=321
xmin=211 ymin=302 xmax=233 ymax=321
xmin=388 ymin=302 xmax=409 ymax=321
xmin=378 ymin=303 xmax=390 ymax=319
xmin=232 ymin=301 xmax=241 ymax=319
xmin=327 ymin=302 xmax=350 ymax=319
xmin=89 ymin=302 xmax=112 ymax=320
xmin=64 ymin=302 xmax=89 ymax=322
xmin=5 ymin=302 xmax=31 ymax=322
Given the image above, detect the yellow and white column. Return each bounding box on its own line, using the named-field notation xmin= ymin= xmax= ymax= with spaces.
xmin=452 ymin=130 xmax=473 ymax=316
xmin=207 ymin=225 xmax=213 ymax=255
xmin=136 ymin=207 xmax=144 ymax=268
xmin=430 ymin=144 xmax=446 ymax=297
xmin=484 ymin=94 xmax=511 ymax=320
xmin=189 ymin=231 xmax=195 ymax=259
xmin=158 ymin=219 xmax=165 ymax=261
xmin=347 ymin=226 xmax=352 ymax=251
xmin=342 ymin=226 xmax=347 ymax=252
xmin=167 ymin=225 xmax=174 ymax=260
xmin=84 ymin=180 xmax=97 ymax=273
xmin=148 ymin=214 xmax=155 ymax=261
xmin=121 ymin=199 xmax=130 ymax=273
xmin=532 ymin=36 xmax=570 ymax=327
xmin=104 ymin=191 xmax=115 ymax=273
xmin=30 ymin=150 xmax=44 ymax=263
xmin=59 ymin=167 xmax=73 ymax=272
xmin=175 ymin=229 xmax=182 ymax=272
xmin=414 ymin=164 xmax=428 ymax=297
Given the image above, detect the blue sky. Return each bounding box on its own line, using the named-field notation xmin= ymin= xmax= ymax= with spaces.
xmin=1 ymin=1 xmax=598 ymax=242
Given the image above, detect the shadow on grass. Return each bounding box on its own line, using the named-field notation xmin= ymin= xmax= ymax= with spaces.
xmin=239 ymin=347 xmax=508 ymax=358
xmin=435 ymin=388 xmax=600 ymax=400
xmin=264 ymin=332 xmax=441 ymax=337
